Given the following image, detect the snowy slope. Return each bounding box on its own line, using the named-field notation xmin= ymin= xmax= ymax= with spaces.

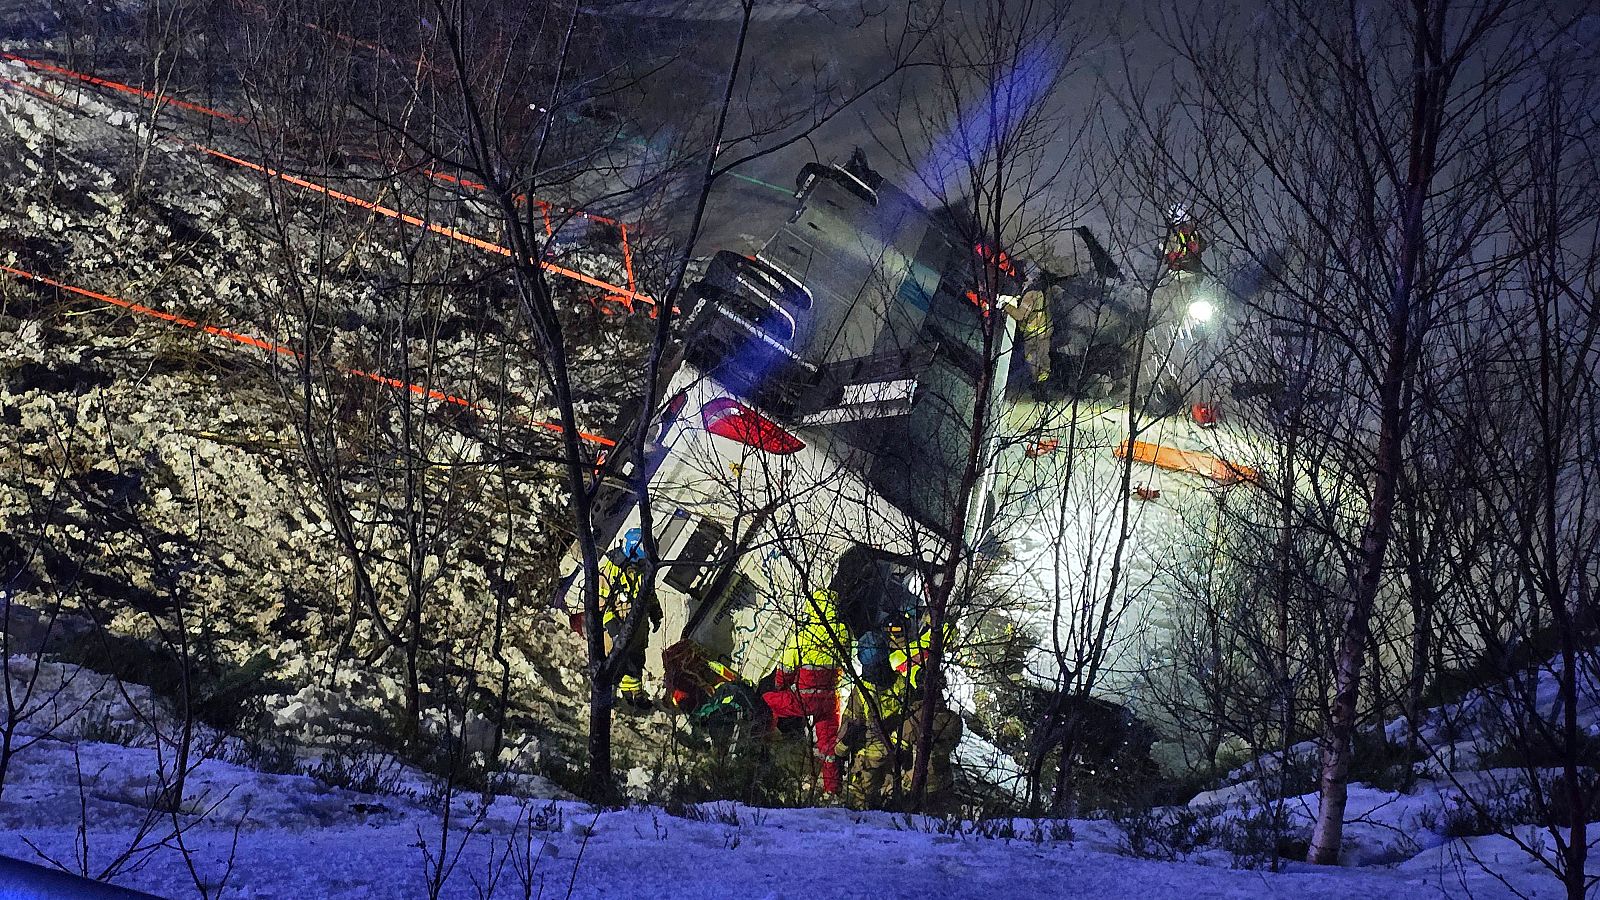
xmin=0 ymin=34 xmax=673 ymax=780
xmin=0 ymin=660 xmax=1539 ymax=899
xmin=0 ymin=725 xmax=1468 ymax=900
xmin=1174 ymin=659 xmax=1600 ymax=897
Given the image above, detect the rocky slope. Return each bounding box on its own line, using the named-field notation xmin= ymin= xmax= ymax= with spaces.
xmin=0 ymin=18 xmax=674 ymax=790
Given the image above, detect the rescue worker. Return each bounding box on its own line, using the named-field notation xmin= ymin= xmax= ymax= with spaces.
xmin=835 ymin=666 xmax=912 ymax=810
xmin=888 ymin=618 xmax=964 ymax=813
xmin=1002 ymin=285 xmax=1053 ymax=389
xmin=843 ymin=146 xmax=884 ymax=190
xmin=898 ymin=670 xmax=964 ymax=815
xmin=600 ymin=527 xmax=661 ymax=711
xmin=1162 ymin=205 xmax=1206 ymax=274
xmin=661 ymin=639 xmax=741 ymax=712
xmin=762 ymin=588 xmax=849 ymax=794
xmin=891 ymin=615 xmax=956 ymax=689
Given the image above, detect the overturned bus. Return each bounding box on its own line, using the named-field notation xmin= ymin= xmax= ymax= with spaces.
xmin=557 ymin=155 xmax=1019 ymax=687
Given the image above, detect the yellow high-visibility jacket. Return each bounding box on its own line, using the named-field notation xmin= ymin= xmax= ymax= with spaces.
xmin=778 ymin=591 xmax=849 ymax=670
xmin=891 ymin=621 xmax=956 ymax=688
xmin=841 ymin=674 xmax=914 ymax=752
xmin=599 ymin=554 xmax=644 ymax=624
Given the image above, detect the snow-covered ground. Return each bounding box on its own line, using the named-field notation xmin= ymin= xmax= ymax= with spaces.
xmin=0 ymin=658 xmax=1580 ymax=898
xmin=0 ymin=723 xmax=1476 ymax=899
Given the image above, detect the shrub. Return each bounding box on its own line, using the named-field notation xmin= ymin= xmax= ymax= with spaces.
xmin=643 ymin=722 xmax=798 ymax=808
xmin=530 ymin=800 xmax=564 ymax=833
xmin=1219 ymin=802 xmax=1305 ymax=869
xmin=1112 ymin=803 xmax=1219 ymax=861
xmin=79 ymin=715 xmax=149 ymax=747
xmin=1479 ymin=731 xmax=1600 ymax=772
xmin=56 ymin=632 xmax=287 ymax=735
xmin=1347 ymin=731 xmax=1426 ymax=793
xmin=1439 ymin=800 xmax=1506 ymax=838
xmin=222 ymin=729 xmax=301 ymax=775
xmin=888 ymin=813 xmax=1074 ymax=845
xmin=663 ymin=800 xmax=744 ymax=826
xmin=300 ymin=740 xmax=407 ymax=796
xmin=1435 ymin=770 xmax=1600 ymax=836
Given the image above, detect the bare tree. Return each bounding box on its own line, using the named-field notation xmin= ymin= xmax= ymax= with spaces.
xmin=226 ymin=13 xmax=445 ymax=737
xmin=0 ymin=424 xmax=97 ymax=800
xmin=125 ymin=0 xmax=202 ymax=207
xmin=1421 ymin=56 xmax=1600 ymax=897
xmin=1153 ymin=0 xmax=1586 ymax=864
xmin=856 ymin=0 xmax=1115 ymax=810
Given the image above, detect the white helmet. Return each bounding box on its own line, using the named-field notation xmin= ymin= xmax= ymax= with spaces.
xmin=1166 ymin=202 xmax=1191 ymax=225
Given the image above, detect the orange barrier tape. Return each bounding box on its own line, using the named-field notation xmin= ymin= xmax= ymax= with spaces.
xmin=0 ymin=262 xmax=296 ymax=355
xmin=0 ymin=263 xmax=617 ymax=448
xmin=5 ymin=53 xmax=651 ymax=312
xmin=1113 ymin=440 xmax=1257 ymax=485
xmin=4 ymin=54 xmax=613 ymax=245
xmin=619 ymin=222 xmax=636 ymax=295
xmin=343 ymin=158 xmax=639 ymax=298
xmin=421 ymin=167 xmax=641 ymax=298
xmin=191 ymin=143 xmax=655 ymax=308
xmin=1 ymin=53 xmax=248 ymax=124
xmin=0 ymin=73 xmax=74 ymax=106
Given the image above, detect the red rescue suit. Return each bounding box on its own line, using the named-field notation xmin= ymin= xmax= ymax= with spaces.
xmin=763 ymin=665 xmax=842 ymax=794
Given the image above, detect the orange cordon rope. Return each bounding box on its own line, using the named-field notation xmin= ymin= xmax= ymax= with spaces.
xmin=2 ymin=54 xmax=652 ymax=310
xmin=0 ymin=262 xmax=297 ymax=355
xmin=190 ymin=144 xmax=655 ymax=308
xmin=0 ymin=74 xmax=73 ymax=106
xmin=1 ymin=53 xmax=248 ymax=124
xmin=420 ymin=167 xmax=640 ymax=297
xmin=0 ymin=263 xmax=618 ymax=449
xmin=329 ymin=157 xmax=640 ymax=301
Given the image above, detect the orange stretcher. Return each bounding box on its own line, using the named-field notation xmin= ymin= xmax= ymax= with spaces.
xmin=1113 ymin=440 xmax=1258 ymax=486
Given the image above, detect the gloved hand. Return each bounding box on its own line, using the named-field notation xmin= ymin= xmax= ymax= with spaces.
xmin=835 ymin=723 xmax=861 ymax=755
xmin=649 ymin=604 xmax=664 ymax=632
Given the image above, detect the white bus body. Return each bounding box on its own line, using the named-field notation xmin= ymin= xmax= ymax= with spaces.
xmin=557 ymin=157 xmax=1017 ymax=683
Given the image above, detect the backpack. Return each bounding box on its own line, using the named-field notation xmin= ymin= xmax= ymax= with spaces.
xmin=692 ymin=681 xmax=766 ymax=733
xmin=662 ymin=639 xmax=740 ymax=711
xmin=856 ymin=629 xmax=894 ymax=686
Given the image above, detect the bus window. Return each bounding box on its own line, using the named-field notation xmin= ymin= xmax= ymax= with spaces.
xmin=654 ymin=510 xmax=693 ymax=560
xmin=688 ymin=570 xmax=757 ymax=658
xmin=663 ymin=518 xmax=730 ymax=600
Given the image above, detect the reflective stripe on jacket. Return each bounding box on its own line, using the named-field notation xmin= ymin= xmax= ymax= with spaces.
xmin=599 ymin=554 xmax=643 ymax=624
xmin=777 ymin=593 xmax=849 ymax=670
xmin=773 ymin=665 xmax=840 ymax=696
xmin=890 ymin=621 xmax=956 ymax=687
